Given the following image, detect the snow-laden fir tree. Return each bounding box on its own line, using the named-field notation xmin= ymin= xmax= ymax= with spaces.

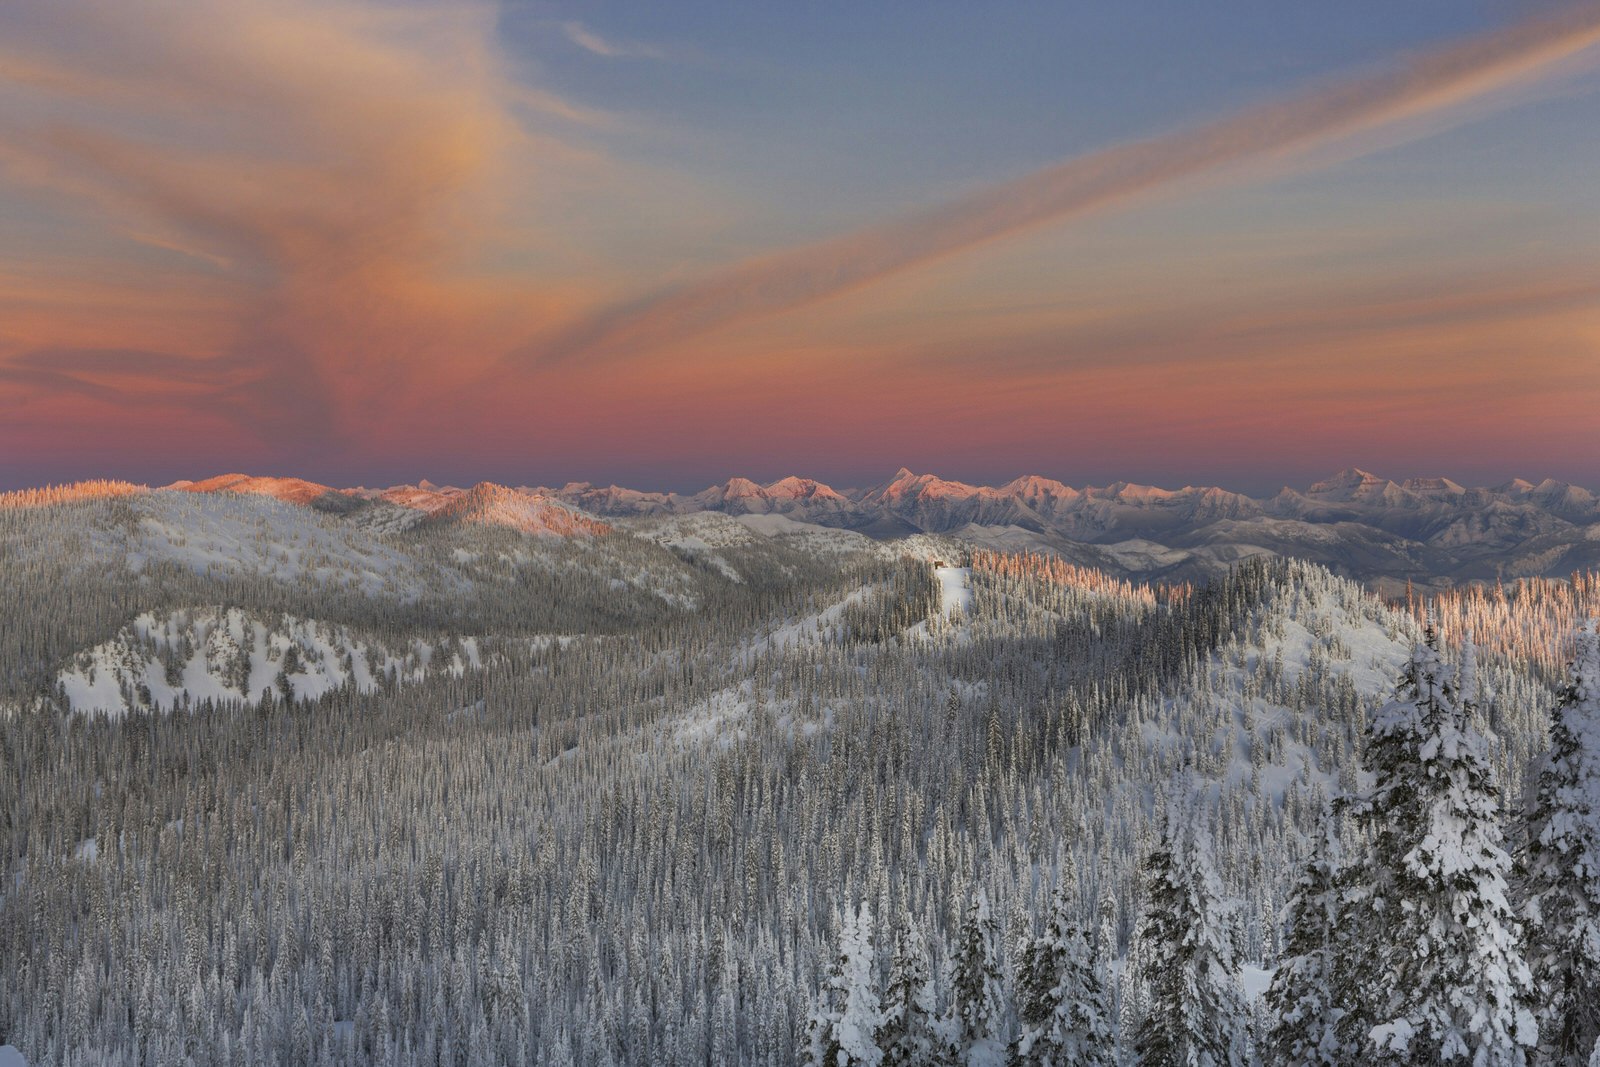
xmin=1522 ymin=624 xmax=1600 ymax=1065
xmin=1338 ymin=627 xmax=1536 ymax=1063
xmin=947 ymin=887 xmax=1007 ymax=1066
xmin=1013 ymin=868 xmax=1114 ymax=1066
xmin=1133 ymin=810 xmax=1250 ymax=1067
xmin=805 ymin=904 xmax=885 ymax=1067
xmin=879 ymin=918 xmax=942 ymax=1067
xmin=1263 ymin=819 xmax=1346 ymax=1065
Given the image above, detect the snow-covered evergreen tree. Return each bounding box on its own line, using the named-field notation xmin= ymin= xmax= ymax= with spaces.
xmin=880 ymin=918 xmax=941 ymax=1067
xmin=1133 ymin=813 xmax=1250 ymax=1067
xmin=1522 ymin=625 xmax=1600 ymax=1065
xmin=947 ymin=888 xmax=1007 ymax=1066
xmin=806 ymin=904 xmax=886 ymax=1067
xmin=1014 ymin=874 xmax=1114 ymax=1066
xmin=1338 ymin=628 xmax=1537 ymax=1063
xmin=1263 ymin=821 xmax=1346 ymax=1065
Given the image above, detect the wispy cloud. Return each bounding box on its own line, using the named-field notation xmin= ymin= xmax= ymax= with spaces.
xmin=561 ymin=21 xmax=666 ymax=61
xmin=515 ymin=6 xmax=1600 ymax=369
xmin=0 ymin=0 xmax=593 ymax=447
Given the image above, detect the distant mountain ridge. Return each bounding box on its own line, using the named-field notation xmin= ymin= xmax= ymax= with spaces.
xmin=543 ymin=467 xmax=1600 ymax=591
xmin=6 ymin=467 xmax=1599 ymax=591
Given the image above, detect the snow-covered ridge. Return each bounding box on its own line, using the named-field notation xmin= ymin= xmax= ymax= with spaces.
xmin=127 ymin=489 xmax=424 ymax=597
xmin=171 ymin=474 xmax=612 ymax=538
xmin=419 ymin=483 xmax=612 ymax=538
xmin=55 ymin=607 xmax=483 ymax=716
xmin=628 ymin=511 xmax=882 ymax=583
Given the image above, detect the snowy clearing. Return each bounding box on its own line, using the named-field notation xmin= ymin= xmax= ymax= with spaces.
xmin=935 ymin=566 xmax=972 ymax=616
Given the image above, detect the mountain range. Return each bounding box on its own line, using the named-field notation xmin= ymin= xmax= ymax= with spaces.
xmin=10 ymin=467 xmax=1599 ymax=593
xmin=547 ymin=467 xmax=1600 ymax=594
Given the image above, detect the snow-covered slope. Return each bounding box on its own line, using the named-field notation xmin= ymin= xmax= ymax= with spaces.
xmin=55 ymin=607 xmax=482 ymax=715
xmin=128 ymin=489 xmax=424 ymax=596
xmin=5 ymin=494 xmax=1587 ymax=1066
xmin=420 ymin=483 xmax=612 ymax=538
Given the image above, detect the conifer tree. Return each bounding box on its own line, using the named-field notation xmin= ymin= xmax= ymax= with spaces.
xmin=1263 ymin=821 xmax=1345 ymax=1065
xmin=1133 ymin=814 xmax=1250 ymax=1067
xmin=879 ymin=919 xmax=941 ymax=1067
xmin=1338 ymin=629 xmax=1536 ymax=1063
xmin=947 ymin=887 xmax=1007 ymax=1066
xmin=1522 ymin=625 xmax=1600 ymax=1065
xmin=805 ymin=904 xmax=886 ymax=1067
xmin=1014 ymin=874 xmax=1114 ymax=1066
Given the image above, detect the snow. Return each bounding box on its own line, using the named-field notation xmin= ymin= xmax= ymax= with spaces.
xmin=734 ymin=513 xmax=876 ymax=554
xmin=1240 ymin=963 xmax=1275 ymax=1001
xmin=934 ymin=566 xmax=972 ymax=616
xmin=425 ymin=483 xmax=611 ymax=538
xmin=674 ymin=686 xmax=754 ymax=745
xmin=55 ymin=608 xmax=475 ymax=716
xmin=127 ymin=491 xmax=415 ymax=597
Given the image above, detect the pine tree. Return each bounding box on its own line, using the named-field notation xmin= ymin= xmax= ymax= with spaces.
xmin=805 ymin=904 xmax=885 ymax=1067
xmin=947 ymin=887 xmax=1007 ymax=1066
xmin=1338 ymin=629 xmax=1537 ymax=1063
xmin=1133 ymin=814 xmax=1250 ymax=1067
xmin=1263 ymin=821 xmax=1346 ymax=1065
xmin=1014 ymin=877 xmax=1114 ymax=1066
xmin=1522 ymin=625 xmax=1600 ymax=1066
xmin=880 ymin=919 xmax=941 ymax=1067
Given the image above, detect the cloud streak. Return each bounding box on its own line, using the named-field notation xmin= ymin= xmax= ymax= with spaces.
xmin=561 ymin=21 xmax=666 ymax=61
xmin=518 ymin=6 xmax=1600 ymax=368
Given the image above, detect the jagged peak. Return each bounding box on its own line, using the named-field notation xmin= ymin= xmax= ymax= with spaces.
xmin=692 ymin=476 xmax=764 ymax=500
xmin=999 ymin=474 xmax=1076 ymax=498
xmin=871 ymin=469 xmax=981 ymax=501
xmin=764 ymin=475 xmax=845 ymax=500
xmin=1401 ymin=476 xmax=1464 ymax=495
xmin=1308 ymin=467 xmax=1388 ymax=493
xmin=1103 ymin=481 xmax=1176 ymax=502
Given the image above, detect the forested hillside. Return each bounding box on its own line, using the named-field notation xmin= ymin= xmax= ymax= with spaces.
xmin=2 ymin=485 xmax=1598 ymax=1064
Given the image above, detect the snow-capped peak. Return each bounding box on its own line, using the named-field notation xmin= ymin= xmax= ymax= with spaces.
xmin=1400 ymin=476 xmax=1465 ymax=496
xmin=764 ymin=476 xmax=846 ymax=501
xmin=1307 ymin=467 xmax=1388 ymax=495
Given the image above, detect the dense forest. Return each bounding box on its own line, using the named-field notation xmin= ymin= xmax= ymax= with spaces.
xmin=1 ymin=489 xmax=1598 ymax=1064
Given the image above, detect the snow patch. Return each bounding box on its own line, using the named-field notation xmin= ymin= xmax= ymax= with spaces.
xmin=934 ymin=566 xmax=972 ymax=616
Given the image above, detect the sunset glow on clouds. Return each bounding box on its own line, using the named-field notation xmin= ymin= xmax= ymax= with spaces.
xmin=1 ymin=1 xmax=1597 ymax=492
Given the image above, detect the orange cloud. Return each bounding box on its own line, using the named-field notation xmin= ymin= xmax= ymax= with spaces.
xmin=516 ymin=6 xmax=1600 ymax=369
xmin=0 ymin=0 xmax=576 ymax=449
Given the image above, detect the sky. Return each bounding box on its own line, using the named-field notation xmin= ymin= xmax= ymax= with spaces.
xmin=0 ymin=0 xmax=1597 ymax=494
